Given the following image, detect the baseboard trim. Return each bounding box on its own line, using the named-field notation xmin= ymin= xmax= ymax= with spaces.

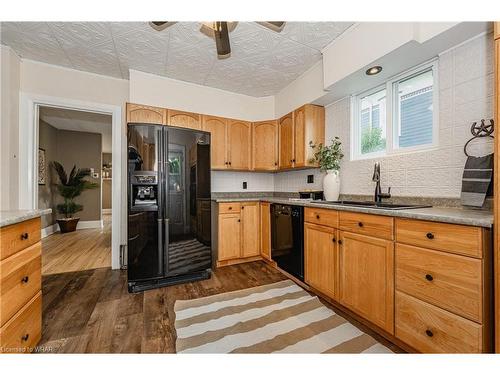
xmin=77 ymin=220 xmax=104 ymax=230
xmin=41 ymin=224 xmax=59 ymax=238
xmin=41 ymin=219 xmax=103 ymax=238
xmin=102 ymin=208 xmax=112 ymax=214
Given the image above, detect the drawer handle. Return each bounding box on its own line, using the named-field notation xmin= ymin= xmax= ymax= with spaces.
xmin=21 ymin=276 xmax=29 ymax=284
xmin=425 ymin=274 xmax=433 ymax=282
xmin=426 ymin=232 xmax=434 ymax=239
xmin=316 ymin=214 xmax=320 ymax=219
xmin=21 ymin=232 xmax=29 ymax=240
xmin=425 ymin=329 xmax=434 ymax=338
xmin=228 ymin=207 xmax=232 ymax=210
xmin=21 ymin=333 xmax=30 ymax=342
xmin=358 ymin=222 xmax=364 ymax=227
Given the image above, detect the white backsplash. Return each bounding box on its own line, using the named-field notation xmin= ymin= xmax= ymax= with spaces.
xmin=274 ymin=169 xmax=324 ymax=192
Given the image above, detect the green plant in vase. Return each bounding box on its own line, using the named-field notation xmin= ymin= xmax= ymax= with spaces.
xmin=52 ymin=161 xmax=99 ymax=233
xmin=309 ymin=137 xmax=344 ymax=201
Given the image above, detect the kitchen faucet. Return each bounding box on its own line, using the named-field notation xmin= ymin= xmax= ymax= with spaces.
xmin=372 ymin=162 xmax=391 ymax=203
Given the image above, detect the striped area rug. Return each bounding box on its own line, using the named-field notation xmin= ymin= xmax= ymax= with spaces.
xmin=174 ymin=280 xmax=393 ymax=353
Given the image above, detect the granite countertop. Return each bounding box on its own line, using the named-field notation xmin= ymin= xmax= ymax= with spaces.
xmin=0 ymin=209 xmax=52 ymax=228
xmin=213 ymin=197 xmax=493 ymax=228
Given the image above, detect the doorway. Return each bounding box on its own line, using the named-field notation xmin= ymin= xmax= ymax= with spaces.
xmin=37 ymin=106 xmax=112 ymax=274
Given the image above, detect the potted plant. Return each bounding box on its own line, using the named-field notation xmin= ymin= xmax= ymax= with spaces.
xmin=309 ymin=137 xmax=344 ymax=201
xmin=52 ymin=161 xmax=98 ymax=233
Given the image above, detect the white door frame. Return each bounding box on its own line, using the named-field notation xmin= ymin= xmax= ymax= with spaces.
xmin=18 ymin=92 xmax=124 ymax=270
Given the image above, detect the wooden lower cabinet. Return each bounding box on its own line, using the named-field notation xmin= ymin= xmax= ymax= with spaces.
xmin=304 ymin=223 xmax=338 ymax=300
xmin=217 ymin=202 xmax=260 ymax=265
xmin=260 ymin=203 xmax=271 ymax=260
xmin=338 ymin=231 xmax=394 ymax=334
xmin=217 ymin=213 xmax=241 ymax=261
xmin=241 ymin=203 xmax=260 ymax=257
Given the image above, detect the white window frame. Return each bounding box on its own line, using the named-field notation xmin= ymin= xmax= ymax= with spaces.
xmin=350 ymin=59 xmax=439 ymax=161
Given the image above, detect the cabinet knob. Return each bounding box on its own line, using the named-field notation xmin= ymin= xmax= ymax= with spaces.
xmin=338 ymin=240 xmax=343 ymax=245
xmin=358 ymin=222 xmax=364 ymax=227
xmin=21 ymin=276 xmax=29 ymax=284
xmin=225 ymin=162 xmax=228 ymax=165
xmin=242 ymin=206 xmax=245 ymax=209
xmin=228 ymin=207 xmax=232 ymax=210
xmin=21 ymin=232 xmax=29 ymax=240
xmin=425 ymin=274 xmax=433 ymax=281
xmin=426 ymin=232 xmax=434 ymax=239
xmin=21 ymin=333 xmax=30 ymax=342
xmin=332 ymin=238 xmax=336 ymax=243
xmin=274 ymin=162 xmax=278 ymax=166
xmin=316 ymin=214 xmax=320 ymax=219
xmin=229 ymin=162 xmax=232 ymax=166
xmin=425 ymin=329 xmax=434 ymax=337
xmin=237 ymin=219 xmax=241 ymax=223
xmin=292 ymin=159 xmax=296 ymax=163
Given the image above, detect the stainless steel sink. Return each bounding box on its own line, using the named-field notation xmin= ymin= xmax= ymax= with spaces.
xmin=322 ymin=200 xmax=432 ymax=210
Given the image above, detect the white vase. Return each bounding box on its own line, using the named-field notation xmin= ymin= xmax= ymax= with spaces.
xmin=323 ymin=170 xmax=340 ymax=201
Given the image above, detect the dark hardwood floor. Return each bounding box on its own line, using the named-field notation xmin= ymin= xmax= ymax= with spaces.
xmin=39 ymin=261 xmax=403 ymax=353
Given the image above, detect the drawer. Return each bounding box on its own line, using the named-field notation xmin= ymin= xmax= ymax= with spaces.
xmin=396 ymin=244 xmax=482 ymax=323
xmin=396 ymin=218 xmax=482 ymax=258
xmin=0 ymin=217 xmax=41 ymax=261
xmin=304 ymin=208 xmax=338 ymax=227
xmin=339 ymin=211 xmax=393 ymax=240
xmin=0 ymin=242 xmax=42 ymax=326
xmin=395 ymin=291 xmax=483 ymax=353
xmin=219 ymin=202 xmax=241 ymax=214
xmin=0 ymin=291 xmax=42 ymax=353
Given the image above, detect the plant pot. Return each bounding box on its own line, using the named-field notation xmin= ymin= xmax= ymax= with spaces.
xmin=323 ymin=170 xmax=340 ymax=201
xmin=57 ymin=218 xmax=80 ymax=233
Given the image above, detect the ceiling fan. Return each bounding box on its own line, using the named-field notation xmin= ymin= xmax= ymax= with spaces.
xmin=150 ymin=21 xmax=285 ymax=59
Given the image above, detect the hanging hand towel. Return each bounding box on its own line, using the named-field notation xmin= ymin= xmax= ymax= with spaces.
xmin=460 ymin=153 xmax=493 ymax=208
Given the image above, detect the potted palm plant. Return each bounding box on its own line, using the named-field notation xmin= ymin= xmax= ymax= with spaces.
xmin=309 ymin=137 xmax=344 ymax=201
xmin=52 ymin=161 xmax=99 ymax=233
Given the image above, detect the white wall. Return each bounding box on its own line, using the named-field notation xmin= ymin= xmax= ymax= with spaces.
xmin=129 ymin=70 xmax=275 ymax=122
xmin=0 ymin=46 xmax=21 ymax=210
xmin=326 ymin=32 xmax=494 ymax=198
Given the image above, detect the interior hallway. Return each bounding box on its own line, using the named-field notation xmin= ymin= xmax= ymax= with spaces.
xmin=42 ymin=213 xmax=111 ymax=275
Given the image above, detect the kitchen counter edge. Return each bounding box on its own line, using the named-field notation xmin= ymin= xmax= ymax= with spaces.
xmin=0 ymin=209 xmax=53 ymax=228
xmin=213 ymin=198 xmax=493 ymax=228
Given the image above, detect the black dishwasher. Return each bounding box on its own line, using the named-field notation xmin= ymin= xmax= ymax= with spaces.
xmin=271 ymin=204 xmax=304 ymax=281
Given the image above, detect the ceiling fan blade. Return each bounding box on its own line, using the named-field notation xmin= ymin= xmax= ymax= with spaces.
xmin=258 ymin=21 xmax=286 ymax=32
xmin=213 ymin=21 xmax=231 ymax=59
xmin=149 ymin=21 xmax=176 ymax=31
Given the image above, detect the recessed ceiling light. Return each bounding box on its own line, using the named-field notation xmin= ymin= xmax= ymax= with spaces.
xmin=366 ymin=66 xmax=383 ymax=76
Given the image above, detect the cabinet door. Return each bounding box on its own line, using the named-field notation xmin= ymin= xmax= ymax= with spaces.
xmin=241 ymin=202 xmax=260 ymax=258
xmin=305 ymin=223 xmax=338 ymax=300
xmin=218 ymin=214 xmax=241 ymax=261
xmin=253 ymin=121 xmax=278 ymax=170
xmin=339 ymin=231 xmax=394 ymax=333
xmin=168 ymin=110 xmax=201 ymax=130
xmin=293 ymin=106 xmax=306 ymax=167
xmin=279 ymin=112 xmax=294 ymax=169
xmin=227 ymin=120 xmax=251 ymax=170
xmin=202 ymin=115 xmax=227 ymax=169
xmin=126 ymin=103 xmax=167 ymax=125
xmin=260 ymin=202 xmax=271 ymax=260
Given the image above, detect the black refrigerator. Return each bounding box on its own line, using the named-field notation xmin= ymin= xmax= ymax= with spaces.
xmin=127 ymin=123 xmax=212 ymax=293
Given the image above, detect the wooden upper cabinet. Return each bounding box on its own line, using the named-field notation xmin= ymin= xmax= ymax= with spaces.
xmin=202 ymin=115 xmax=228 ymax=169
xmin=339 ymin=231 xmax=395 ymax=334
xmin=294 ymin=104 xmax=325 ymax=168
xmin=126 ymin=103 xmax=167 ymax=125
xmin=227 ymin=119 xmax=252 ymax=170
xmin=279 ymin=112 xmax=294 ymax=169
xmin=253 ymin=121 xmax=278 ymax=171
xmin=241 ymin=202 xmax=260 ymax=258
xmin=168 ymin=110 xmax=201 ymax=130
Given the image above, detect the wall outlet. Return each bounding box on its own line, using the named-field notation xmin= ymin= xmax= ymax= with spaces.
xmin=242 ymin=181 xmax=247 ymax=189
xmin=307 ymin=175 xmax=314 ymax=183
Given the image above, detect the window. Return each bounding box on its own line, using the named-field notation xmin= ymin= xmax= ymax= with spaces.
xmin=351 ymin=60 xmax=438 ymax=160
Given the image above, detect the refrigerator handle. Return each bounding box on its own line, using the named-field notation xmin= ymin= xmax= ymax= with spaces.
xmin=157 ymin=127 xmax=164 ymax=275
xmin=163 ymin=129 xmax=170 ymax=274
